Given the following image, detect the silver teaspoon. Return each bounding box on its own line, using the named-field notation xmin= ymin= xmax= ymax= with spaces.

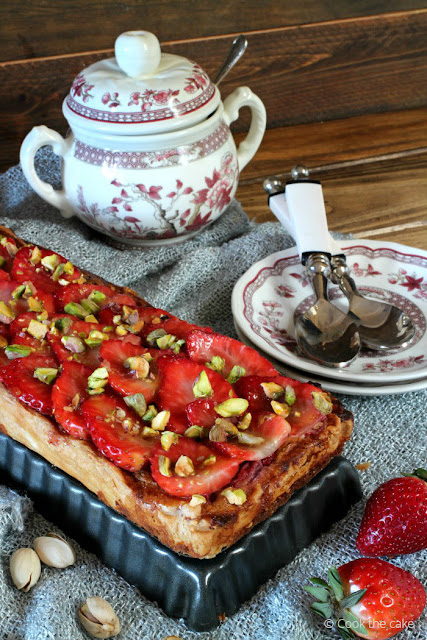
xmin=213 ymin=35 xmax=248 ymax=85
xmin=330 ymin=254 xmax=415 ymax=350
xmin=294 ymin=253 xmax=361 ymax=367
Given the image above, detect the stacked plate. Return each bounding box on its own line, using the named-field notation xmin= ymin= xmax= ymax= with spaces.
xmin=232 ymin=239 xmax=427 ymax=396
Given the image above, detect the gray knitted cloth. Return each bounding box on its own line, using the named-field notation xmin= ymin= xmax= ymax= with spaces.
xmin=0 ymin=151 xmax=426 ymax=640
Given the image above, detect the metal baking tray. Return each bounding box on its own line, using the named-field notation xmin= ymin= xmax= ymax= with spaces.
xmin=0 ymin=432 xmax=361 ymax=631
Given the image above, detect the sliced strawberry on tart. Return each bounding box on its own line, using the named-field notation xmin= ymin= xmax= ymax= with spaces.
xmin=234 ymin=375 xmax=332 ymax=435
xmin=9 ymin=312 xmax=54 ymax=357
xmin=55 ymin=282 xmax=135 ymax=317
xmin=151 ymin=436 xmax=240 ymax=498
xmin=52 ymin=361 xmax=93 ymax=440
xmin=100 ymin=339 xmax=162 ymax=403
xmin=187 ymin=330 xmax=277 ymax=378
xmin=47 ymin=315 xmax=114 ymax=369
xmin=157 ymin=357 xmax=236 ymax=434
xmin=0 ymin=353 xmax=58 ymax=415
xmin=11 ymin=246 xmax=81 ymax=295
xmin=82 ymin=393 xmax=158 ymax=472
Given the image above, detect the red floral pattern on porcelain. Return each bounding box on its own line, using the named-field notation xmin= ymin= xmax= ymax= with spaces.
xmin=233 ymin=241 xmax=427 ymax=384
xmin=75 ymin=153 xmax=237 ymax=241
xmin=19 ymin=32 xmax=266 ymax=245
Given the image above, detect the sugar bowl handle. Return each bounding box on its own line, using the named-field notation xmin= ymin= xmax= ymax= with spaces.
xmin=223 ymin=87 xmax=266 ymax=171
xmin=20 ymin=126 xmax=74 ymax=218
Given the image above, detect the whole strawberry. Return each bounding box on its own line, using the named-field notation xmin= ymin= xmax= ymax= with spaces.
xmin=356 ymin=468 xmax=427 ymax=556
xmin=305 ymin=559 xmax=426 ymax=639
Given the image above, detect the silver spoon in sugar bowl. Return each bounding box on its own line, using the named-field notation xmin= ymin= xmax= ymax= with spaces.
xmin=214 ymin=35 xmax=248 ymax=85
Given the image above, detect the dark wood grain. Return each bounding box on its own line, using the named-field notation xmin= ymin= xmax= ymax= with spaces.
xmin=1 ymin=10 xmax=427 ymax=173
xmin=236 ymin=149 xmax=427 ymax=250
xmin=2 ymin=0 xmax=426 ymax=62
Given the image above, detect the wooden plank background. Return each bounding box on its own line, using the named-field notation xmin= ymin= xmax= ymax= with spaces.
xmin=1 ymin=3 xmax=427 ymax=172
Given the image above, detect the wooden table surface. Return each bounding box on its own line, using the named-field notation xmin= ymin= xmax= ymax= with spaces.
xmin=236 ymin=107 xmax=427 ymax=251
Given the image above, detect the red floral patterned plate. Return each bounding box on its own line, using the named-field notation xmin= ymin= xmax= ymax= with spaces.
xmin=234 ymin=322 xmax=427 ymax=396
xmin=232 ymin=240 xmax=427 ymax=384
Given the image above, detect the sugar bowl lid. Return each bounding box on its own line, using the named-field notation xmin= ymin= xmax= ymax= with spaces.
xmin=63 ymin=31 xmax=220 ymax=135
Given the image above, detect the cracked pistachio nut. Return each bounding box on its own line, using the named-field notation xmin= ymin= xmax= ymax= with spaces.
xmin=214 ymin=397 xmax=248 ymax=418
xmin=221 ymin=487 xmax=247 ymax=505
xmin=311 ymin=391 xmax=332 ymax=415
xmin=261 ymin=381 xmax=284 ymax=399
xmin=34 ymin=532 xmax=76 ymax=568
xmin=192 ymin=369 xmax=213 ymax=398
xmin=10 ymin=547 xmax=41 ymax=592
xmin=78 ymin=596 xmax=120 ymax=639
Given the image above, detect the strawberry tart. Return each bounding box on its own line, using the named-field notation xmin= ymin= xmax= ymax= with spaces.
xmin=0 ymin=226 xmax=354 ymax=558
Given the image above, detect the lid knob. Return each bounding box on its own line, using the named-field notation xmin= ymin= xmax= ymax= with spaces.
xmin=115 ymin=31 xmax=161 ymax=78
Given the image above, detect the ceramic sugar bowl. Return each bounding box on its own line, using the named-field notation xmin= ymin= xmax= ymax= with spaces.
xmin=20 ymin=31 xmax=266 ymax=246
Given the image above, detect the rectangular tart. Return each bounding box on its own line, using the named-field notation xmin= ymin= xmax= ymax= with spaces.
xmin=0 ymin=225 xmax=353 ymax=558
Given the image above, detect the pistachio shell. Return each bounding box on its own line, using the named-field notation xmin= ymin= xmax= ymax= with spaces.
xmin=34 ymin=533 xmax=76 ymax=568
xmin=78 ymin=596 xmax=120 ymax=639
xmin=9 ymin=547 xmax=41 ymax=592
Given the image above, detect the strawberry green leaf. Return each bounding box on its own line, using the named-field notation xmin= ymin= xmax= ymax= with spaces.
xmin=310 ymin=602 xmax=333 ymax=619
xmin=303 ymin=585 xmax=330 ymax=602
xmin=340 ymin=588 xmax=367 ymax=609
xmin=328 ymin=567 xmax=344 ymax=602
xmin=342 ymin=610 xmax=368 ymax=636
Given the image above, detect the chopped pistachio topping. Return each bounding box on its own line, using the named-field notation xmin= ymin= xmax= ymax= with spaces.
xmin=28 ymin=297 xmax=44 ymax=312
xmin=113 ymin=315 xmax=121 ymax=325
xmin=271 ymin=400 xmax=291 ymax=418
xmin=29 ymin=246 xmax=42 ymax=265
xmin=34 ymin=367 xmax=58 ymax=385
xmin=80 ymin=299 xmax=100 ymax=315
xmin=311 ymin=391 xmax=333 ymax=415
xmin=11 ymin=284 xmax=26 ymax=300
xmin=63 ymin=261 xmax=74 ymax=275
xmin=142 ymin=426 xmax=158 ymax=438
xmin=202 ymin=454 xmax=216 ymax=466
xmin=52 ymin=264 xmax=65 ymax=282
xmin=41 ymin=254 xmax=60 ymax=271
xmin=0 ymin=301 xmax=15 ymax=323
xmin=37 ymin=310 xmax=49 ymax=322
xmin=4 ymin=241 xmax=17 ymax=258
xmin=237 ymin=431 xmax=264 ymax=446
xmin=5 ymin=344 xmax=32 ymax=359
xmin=124 ymin=393 xmax=147 ymax=418
xmin=285 ymin=385 xmax=296 ymax=406
xmin=192 ymin=370 xmax=213 ymax=399
xmin=147 ymin=328 xmax=167 ymax=346
xmin=184 ymin=425 xmax=204 ymax=439
xmin=84 ymin=314 xmax=98 ymax=324
xmin=87 ymin=367 xmax=109 ymax=395
xmin=189 ymin=494 xmax=206 ymax=507
xmin=58 ymin=279 xmax=71 ymax=287
xmin=142 ymin=404 xmax=158 ymax=422
xmin=261 ymin=382 xmax=284 ymax=399
xmin=221 ymin=488 xmax=247 ymax=506
xmin=84 ymin=330 xmax=109 ymax=348
xmin=54 ymin=316 xmax=72 ymax=334
xmin=71 ymin=393 xmax=80 ymax=410
xmin=125 ymin=356 xmax=150 ymax=379
xmin=214 ymin=397 xmax=249 ymax=418
xmin=160 ymin=431 xmax=179 ymax=451
xmin=115 ymin=325 xmax=128 ymax=336
xmin=27 ymin=319 xmax=48 ymax=340
xmin=64 ymin=302 xmax=88 ymax=319
xmin=238 ymin=412 xmax=252 ymax=431
xmin=209 ymin=418 xmax=238 ymax=442
xmin=151 ymin=410 xmax=170 ymax=431
xmin=205 ymin=355 xmax=225 ymax=373
xmin=88 ymin=290 xmax=106 ymax=305
xmin=156 ymin=333 xmax=176 ymax=350
xmin=158 ymin=455 xmax=172 ymax=477
xmin=227 ymin=365 xmax=246 ymax=384
xmin=61 ymin=335 xmax=85 ymax=353
xmin=0 ymin=336 xmax=8 ymax=349
xmin=175 ymin=455 xmax=195 ymax=477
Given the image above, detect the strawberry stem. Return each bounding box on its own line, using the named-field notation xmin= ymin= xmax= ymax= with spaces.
xmin=402 ymin=468 xmax=427 ymax=481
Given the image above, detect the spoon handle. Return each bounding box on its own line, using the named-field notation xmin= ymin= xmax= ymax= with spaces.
xmin=306 ymin=253 xmax=331 ymax=302
xmin=213 ymin=35 xmax=248 ymax=85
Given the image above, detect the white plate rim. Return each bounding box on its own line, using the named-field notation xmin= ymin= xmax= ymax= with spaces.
xmin=234 ymin=319 xmax=427 ymax=397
